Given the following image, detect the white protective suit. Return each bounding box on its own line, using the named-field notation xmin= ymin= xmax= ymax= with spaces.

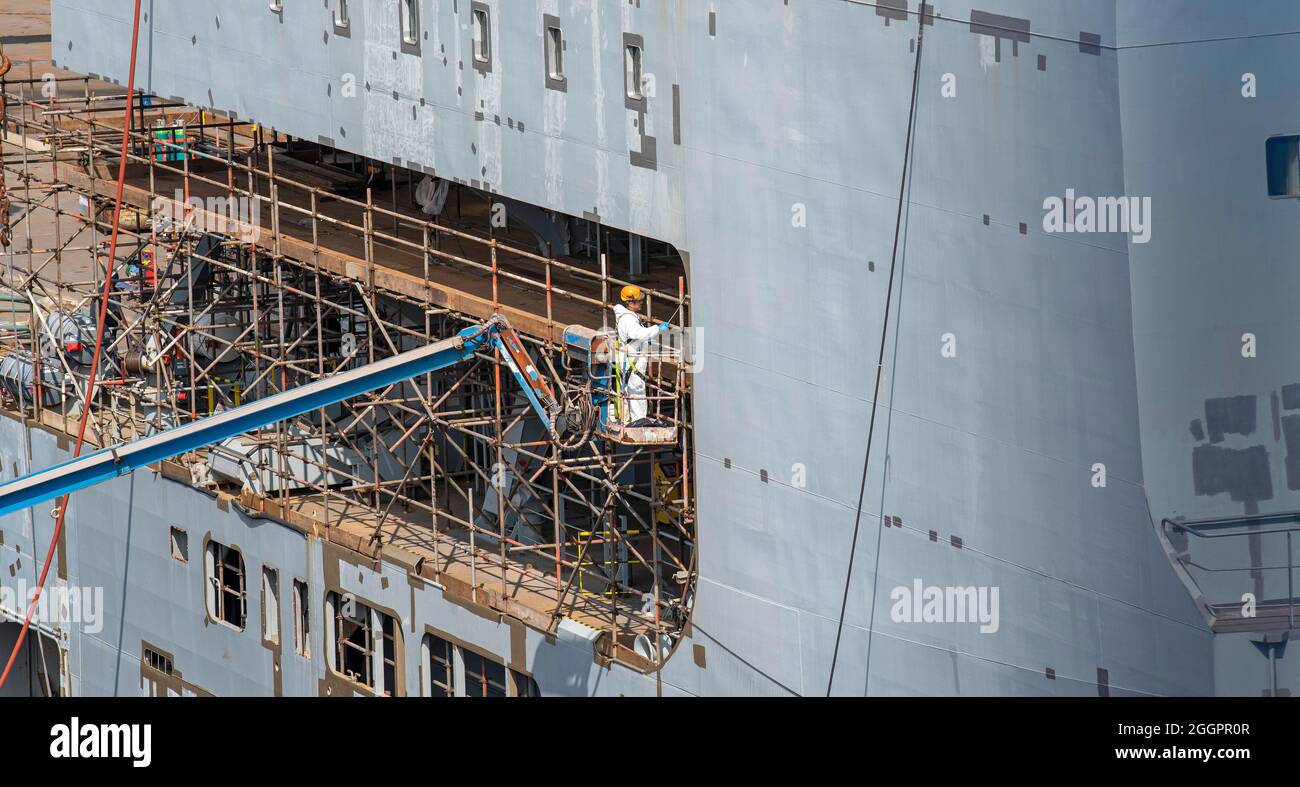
xmin=612 ymin=303 xmax=662 ymax=424
xmin=414 ymin=175 xmax=451 ymax=217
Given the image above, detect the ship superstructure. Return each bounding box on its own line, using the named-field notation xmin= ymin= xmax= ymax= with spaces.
xmin=0 ymin=0 xmax=1294 ymax=696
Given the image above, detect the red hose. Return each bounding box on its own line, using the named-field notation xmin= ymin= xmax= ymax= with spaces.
xmin=0 ymin=0 xmax=145 ymax=691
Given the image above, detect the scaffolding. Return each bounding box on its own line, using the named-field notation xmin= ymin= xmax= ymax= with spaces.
xmin=0 ymin=60 xmax=696 ymax=672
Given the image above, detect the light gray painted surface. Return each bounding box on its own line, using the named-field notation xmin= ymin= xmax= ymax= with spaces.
xmin=1119 ymin=1 xmax=1300 ymax=525
xmin=33 ymin=0 xmax=1298 ymax=695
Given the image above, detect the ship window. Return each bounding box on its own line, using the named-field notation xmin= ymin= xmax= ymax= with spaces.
xmin=401 ymin=0 xmax=419 ymax=45
xmin=625 ymin=43 xmax=644 ymax=100
xmin=511 ymin=669 xmax=541 ymax=697
xmin=334 ymin=0 xmax=349 ymax=29
xmin=261 ymin=567 xmax=280 ymax=645
xmin=419 ymin=633 xmax=530 ymax=697
xmin=546 ymin=25 xmax=564 ymax=81
xmin=205 ymin=541 xmax=246 ymax=630
xmin=473 ymin=7 xmax=491 ymax=63
xmin=292 ymin=579 xmax=310 ymax=657
xmin=462 ymin=649 xmax=508 ymax=697
xmin=424 ymin=634 xmax=455 ymax=697
xmin=169 ymin=526 xmax=188 ymax=563
xmin=1266 ymin=135 xmax=1300 ymax=198
xmin=143 ymin=646 xmax=173 ymax=676
xmin=326 ymin=592 xmax=400 ymax=695
xmin=379 ymin=612 xmax=398 ymax=695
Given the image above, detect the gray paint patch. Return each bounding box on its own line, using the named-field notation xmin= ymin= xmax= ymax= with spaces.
xmin=876 ymin=0 xmax=907 ymax=26
xmin=1204 ymin=395 xmax=1256 ymax=443
xmin=1282 ymin=384 xmax=1300 ymax=411
xmin=673 ymin=84 xmax=681 ymax=145
xmin=631 ymin=134 xmax=657 ymax=170
xmin=1192 ymin=444 xmax=1274 ymax=503
xmin=1272 ymin=392 xmax=1282 ymax=441
xmin=1283 ymin=415 xmax=1300 ymax=490
xmin=969 ymin=10 xmax=1031 ymax=62
xmin=1189 ymin=419 xmax=1205 ymax=442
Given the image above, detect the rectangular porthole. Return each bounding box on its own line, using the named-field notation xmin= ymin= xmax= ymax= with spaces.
xmin=261 ymin=567 xmax=280 ymax=645
xmin=205 ymin=541 xmax=246 ymax=630
xmin=326 ymin=592 xmax=401 ymax=695
xmin=169 ymin=526 xmax=188 ymax=563
xmin=544 ymin=15 xmax=565 ymax=91
xmin=424 ymin=634 xmax=455 ymax=697
xmin=292 ymin=579 xmax=310 ymax=657
xmin=473 ymin=7 xmax=491 ymax=63
xmin=1266 ymin=135 xmax=1300 ymax=197
xmin=547 ymin=26 xmax=564 ymax=80
xmin=401 ymin=0 xmax=419 ymax=45
xmin=400 ymin=0 xmax=420 ymax=53
xmin=143 ymin=645 xmax=173 ymax=676
xmin=625 ymin=44 xmax=643 ymax=100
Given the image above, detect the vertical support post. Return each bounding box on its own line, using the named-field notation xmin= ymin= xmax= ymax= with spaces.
xmin=494 ymin=340 xmax=506 ymax=600
xmin=600 ymin=252 xmax=609 ymax=329
xmin=490 ymin=238 xmax=499 ymax=311
xmin=628 ymin=232 xmax=644 ymax=278
xmin=19 ymin=106 xmax=41 ymax=419
xmin=390 ymin=163 xmax=399 ymax=236
xmin=469 ymin=487 xmax=477 ymax=591
xmin=422 ymin=222 xmax=440 ymax=583
xmin=553 ymin=454 xmax=562 ymax=595
xmin=310 ymin=188 xmax=330 ymax=534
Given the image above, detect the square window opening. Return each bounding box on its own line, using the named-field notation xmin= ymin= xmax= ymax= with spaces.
xmin=1266 ymin=135 xmax=1300 ymax=198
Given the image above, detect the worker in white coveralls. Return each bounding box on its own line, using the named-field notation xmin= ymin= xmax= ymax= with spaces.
xmin=612 ymin=285 xmax=670 ymax=426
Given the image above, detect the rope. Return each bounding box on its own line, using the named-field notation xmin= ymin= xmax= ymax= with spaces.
xmin=0 ymin=0 xmax=145 ymax=691
xmin=826 ymin=5 xmax=926 ymax=695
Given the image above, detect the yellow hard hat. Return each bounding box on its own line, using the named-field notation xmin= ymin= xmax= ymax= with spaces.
xmin=620 ymin=285 xmax=644 ymax=302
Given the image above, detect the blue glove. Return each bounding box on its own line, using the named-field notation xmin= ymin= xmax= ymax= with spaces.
xmin=657 ymin=322 xmax=671 ymax=332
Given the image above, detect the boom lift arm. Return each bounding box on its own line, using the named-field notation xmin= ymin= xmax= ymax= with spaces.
xmin=0 ymin=315 xmax=565 ymax=519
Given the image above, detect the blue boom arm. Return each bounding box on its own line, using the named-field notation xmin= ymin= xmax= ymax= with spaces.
xmin=0 ymin=315 xmax=563 ymax=519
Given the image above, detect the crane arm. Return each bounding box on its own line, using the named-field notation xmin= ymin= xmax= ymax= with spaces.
xmin=0 ymin=315 xmax=562 ymax=519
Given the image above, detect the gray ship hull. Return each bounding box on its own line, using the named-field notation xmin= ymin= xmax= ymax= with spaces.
xmin=3 ymin=0 xmax=1291 ymax=695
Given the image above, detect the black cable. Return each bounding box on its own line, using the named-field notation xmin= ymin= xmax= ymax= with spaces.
xmin=826 ymin=5 xmax=925 ymax=696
